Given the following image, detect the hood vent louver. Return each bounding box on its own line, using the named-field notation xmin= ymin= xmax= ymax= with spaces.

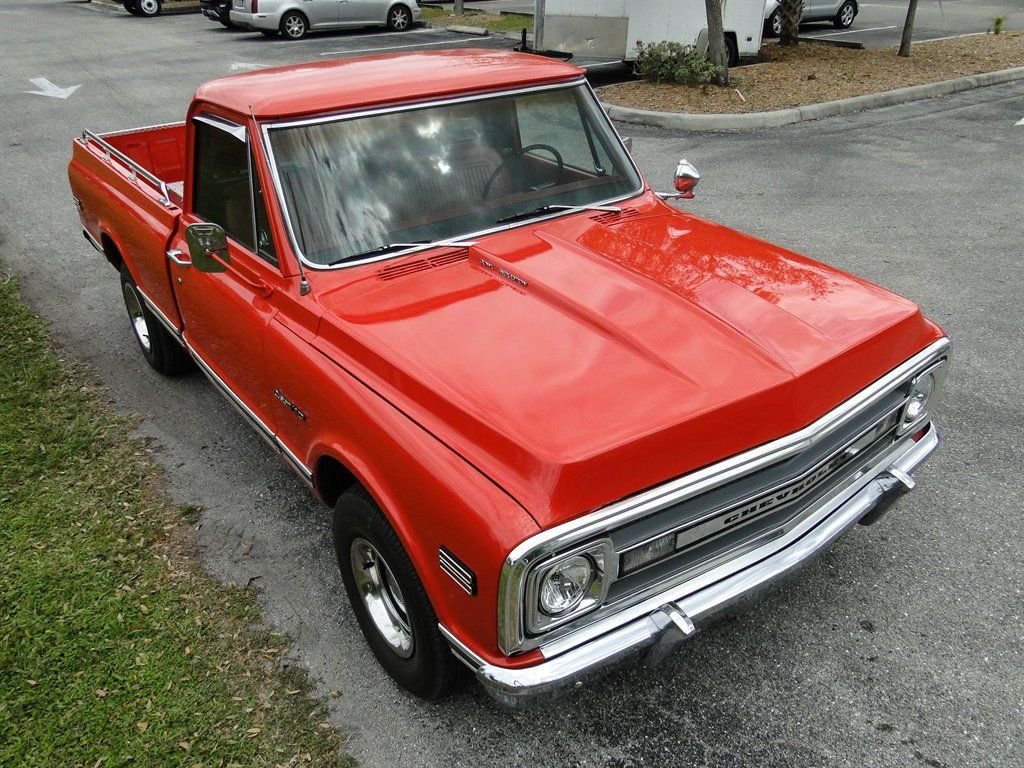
xmin=376 ymin=248 xmax=469 ymax=281
xmin=591 ymin=207 xmax=640 ymax=226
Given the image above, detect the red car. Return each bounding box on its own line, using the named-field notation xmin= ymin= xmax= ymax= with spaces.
xmin=68 ymin=50 xmax=949 ymax=706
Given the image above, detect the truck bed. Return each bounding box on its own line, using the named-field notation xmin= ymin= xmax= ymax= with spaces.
xmin=69 ymin=122 xmax=187 ymax=330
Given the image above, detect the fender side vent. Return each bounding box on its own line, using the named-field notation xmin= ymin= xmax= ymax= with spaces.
xmin=591 ymin=207 xmax=640 ymax=225
xmin=377 ymin=248 xmax=469 ymax=281
xmin=439 ymin=547 xmax=477 ymax=596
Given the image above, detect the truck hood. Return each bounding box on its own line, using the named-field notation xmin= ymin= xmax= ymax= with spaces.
xmin=313 ymin=200 xmax=943 ymax=528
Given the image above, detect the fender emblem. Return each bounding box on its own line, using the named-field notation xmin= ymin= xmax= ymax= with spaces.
xmin=274 ymin=389 xmax=306 ymax=421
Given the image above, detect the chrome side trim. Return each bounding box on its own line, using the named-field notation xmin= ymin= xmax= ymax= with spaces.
xmin=82 ymin=228 xmax=102 ymax=253
xmin=135 ymin=286 xmax=184 ymax=345
xmin=187 ymin=347 xmax=314 ymax=486
xmin=498 ymin=337 xmax=951 ymax=654
xmin=444 ymin=423 xmax=940 ymax=707
xmin=258 ymin=79 xmax=646 ymax=272
xmin=94 ymin=121 xmax=185 ymax=139
xmin=439 ymin=547 xmax=477 ymax=596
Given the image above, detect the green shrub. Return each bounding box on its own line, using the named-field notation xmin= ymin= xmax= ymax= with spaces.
xmin=992 ymin=15 xmax=1005 ymax=34
xmin=633 ymin=40 xmax=722 ymax=85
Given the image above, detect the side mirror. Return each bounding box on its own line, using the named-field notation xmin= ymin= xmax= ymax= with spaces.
xmin=657 ymin=159 xmax=701 ymax=201
xmin=186 ymin=223 xmax=229 ymax=273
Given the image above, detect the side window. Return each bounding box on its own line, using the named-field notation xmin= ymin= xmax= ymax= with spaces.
xmin=251 ymin=148 xmax=277 ymax=265
xmin=193 ymin=117 xmax=277 ymax=265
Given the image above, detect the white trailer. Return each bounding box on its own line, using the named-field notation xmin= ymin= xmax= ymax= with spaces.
xmin=539 ymin=0 xmax=766 ymax=65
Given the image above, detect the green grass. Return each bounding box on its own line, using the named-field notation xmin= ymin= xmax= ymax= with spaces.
xmin=0 ymin=272 xmax=353 ymax=768
xmin=421 ymin=7 xmax=534 ymax=35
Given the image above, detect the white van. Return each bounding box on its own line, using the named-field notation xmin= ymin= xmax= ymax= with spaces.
xmin=541 ymin=0 xmax=767 ymax=65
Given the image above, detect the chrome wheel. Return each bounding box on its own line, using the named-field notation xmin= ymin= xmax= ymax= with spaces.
xmin=838 ymin=2 xmax=855 ymax=28
xmin=350 ymin=538 xmax=414 ymax=658
xmin=137 ymin=0 xmax=159 ymax=16
xmin=388 ymin=6 xmax=409 ymax=31
xmin=282 ymin=12 xmax=306 ymax=39
xmin=771 ymin=10 xmax=782 ymax=36
xmin=122 ymin=281 xmax=151 ymax=353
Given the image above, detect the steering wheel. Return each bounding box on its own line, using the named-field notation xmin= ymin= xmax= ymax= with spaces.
xmin=482 ymin=143 xmax=565 ymax=200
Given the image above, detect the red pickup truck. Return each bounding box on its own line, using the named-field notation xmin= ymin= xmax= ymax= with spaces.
xmin=69 ymin=50 xmax=949 ymax=706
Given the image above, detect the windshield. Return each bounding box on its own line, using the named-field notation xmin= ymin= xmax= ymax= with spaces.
xmin=266 ymin=83 xmax=643 ymax=267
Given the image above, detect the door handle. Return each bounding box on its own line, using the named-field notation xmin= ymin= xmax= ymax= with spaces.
xmin=166 ymin=248 xmax=191 ymax=267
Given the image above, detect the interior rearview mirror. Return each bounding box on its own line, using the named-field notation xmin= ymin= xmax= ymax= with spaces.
xmin=186 ymin=223 xmax=229 ymax=273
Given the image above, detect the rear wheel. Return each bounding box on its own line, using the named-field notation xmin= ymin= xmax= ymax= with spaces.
xmin=724 ymin=35 xmax=738 ymax=67
xmin=120 ymin=266 xmax=193 ymax=376
xmin=834 ymin=0 xmax=856 ymax=29
xmin=136 ymin=0 xmax=160 ymax=17
xmin=333 ymin=487 xmax=460 ymax=700
xmin=387 ymin=4 xmax=411 ymax=31
xmin=279 ymin=10 xmax=308 ymax=39
xmin=122 ymin=0 xmax=140 ymax=15
xmin=766 ymin=9 xmax=782 ymax=37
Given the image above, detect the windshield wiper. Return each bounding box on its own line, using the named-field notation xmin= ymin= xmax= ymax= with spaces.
xmin=330 ymin=237 xmax=478 ymax=266
xmin=495 ymin=203 xmax=622 ymax=225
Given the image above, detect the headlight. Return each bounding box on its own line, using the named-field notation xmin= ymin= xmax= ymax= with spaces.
xmin=539 ymin=555 xmax=593 ymax=615
xmin=900 ymin=365 xmax=940 ymax=434
xmin=524 ymin=539 xmax=613 ymax=634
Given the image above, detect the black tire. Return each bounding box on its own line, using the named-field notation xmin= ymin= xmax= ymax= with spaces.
xmin=766 ymin=9 xmax=782 ymax=38
xmin=136 ymin=0 xmax=160 ymax=17
xmin=279 ymin=10 xmax=308 ymax=39
xmin=386 ymin=3 xmax=411 ymax=31
xmin=119 ymin=266 xmax=193 ymax=376
xmin=218 ymin=14 xmax=233 ymax=28
xmin=333 ymin=487 xmax=460 ymax=700
xmin=724 ymin=35 xmax=739 ymax=68
xmin=122 ymin=0 xmax=140 ymax=15
xmin=834 ymin=0 xmax=856 ymax=29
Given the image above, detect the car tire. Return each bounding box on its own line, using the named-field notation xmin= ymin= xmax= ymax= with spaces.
xmin=120 ymin=266 xmax=193 ymax=376
xmin=766 ymin=9 xmax=782 ymax=37
xmin=834 ymin=0 xmax=856 ymax=29
xmin=136 ymin=0 xmax=160 ymax=17
xmin=218 ymin=14 xmax=234 ymax=28
xmin=724 ymin=35 xmax=738 ymax=67
xmin=333 ymin=486 xmax=460 ymax=700
xmin=387 ymin=4 xmax=411 ymax=31
xmin=279 ymin=10 xmax=308 ymax=39
xmin=122 ymin=0 xmax=140 ymax=15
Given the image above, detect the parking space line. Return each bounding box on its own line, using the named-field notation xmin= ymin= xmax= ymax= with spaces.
xmin=805 ymin=25 xmax=898 ymax=38
xmin=274 ymin=27 xmax=445 ymax=45
xmin=319 ymin=37 xmax=503 ymax=56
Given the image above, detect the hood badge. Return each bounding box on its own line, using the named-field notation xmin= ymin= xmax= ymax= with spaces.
xmin=478 ymin=258 xmax=528 ymax=289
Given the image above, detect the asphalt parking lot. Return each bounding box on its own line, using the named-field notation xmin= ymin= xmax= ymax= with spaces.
xmin=795 ymin=0 xmax=1024 ymax=48
xmin=2 ymin=2 xmax=1023 ymax=767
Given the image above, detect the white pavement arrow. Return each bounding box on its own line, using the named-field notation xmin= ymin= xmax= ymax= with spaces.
xmin=230 ymin=63 xmax=269 ymax=72
xmin=1015 ymin=117 xmax=1024 ymax=126
xmin=25 ymin=77 xmax=81 ymax=99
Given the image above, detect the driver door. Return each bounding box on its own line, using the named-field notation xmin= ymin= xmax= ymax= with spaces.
xmin=168 ymin=114 xmax=282 ymax=434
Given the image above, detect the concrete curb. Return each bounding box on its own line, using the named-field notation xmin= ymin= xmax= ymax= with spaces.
xmin=445 ymin=25 xmax=490 ymax=37
xmin=601 ymin=67 xmax=1024 ymax=131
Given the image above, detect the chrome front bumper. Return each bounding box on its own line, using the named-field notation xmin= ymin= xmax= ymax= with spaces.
xmin=441 ymin=423 xmax=939 ymax=708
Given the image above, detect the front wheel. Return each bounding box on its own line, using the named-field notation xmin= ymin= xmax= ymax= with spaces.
xmin=834 ymin=0 xmax=856 ymax=29
xmin=279 ymin=10 xmax=308 ymax=39
xmin=136 ymin=0 xmax=160 ymax=17
xmin=766 ymin=9 xmax=782 ymax=37
xmin=387 ymin=4 xmax=411 ymax=31
xmin=333 ymin=487 xmax=460 ymax=700
xmin=120 ymin=266 xmax=193 ymax=376
xmin=122 ymin=0 xmax=140 ymax=15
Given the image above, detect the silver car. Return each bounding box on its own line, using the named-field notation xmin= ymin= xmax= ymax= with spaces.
xmin=231 ymin=0 xmax=421 ymax=40
xmin=764 ymin=0 xmax=858 ymax=37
